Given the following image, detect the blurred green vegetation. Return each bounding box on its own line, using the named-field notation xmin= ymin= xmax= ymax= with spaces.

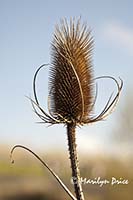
xmin=0 ymin=146 xmax=132 ymax=200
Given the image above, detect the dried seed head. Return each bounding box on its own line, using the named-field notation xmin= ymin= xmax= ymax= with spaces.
xmin=49 ymin=18 xmax=94 ymax=124
xmin=31 ymin=17 xmax=123 ymax=126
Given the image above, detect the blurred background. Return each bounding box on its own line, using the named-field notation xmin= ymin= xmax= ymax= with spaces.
xmin=0 ymin=0 xmax=133 ymax=199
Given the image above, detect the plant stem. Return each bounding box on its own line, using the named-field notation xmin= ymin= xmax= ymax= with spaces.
xmin=67 ymin=123 xmax=85 ymax=200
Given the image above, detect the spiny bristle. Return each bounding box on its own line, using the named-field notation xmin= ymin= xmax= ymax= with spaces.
xmin=49 ymin=18 xmax=94 ymax=124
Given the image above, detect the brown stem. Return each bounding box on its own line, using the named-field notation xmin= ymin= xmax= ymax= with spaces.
xmin=67 ymin=123 xmax=85 ymax=200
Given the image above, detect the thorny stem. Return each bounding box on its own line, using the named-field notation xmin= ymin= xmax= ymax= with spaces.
xmin=67 ymin=123 xmax=85 ymax=200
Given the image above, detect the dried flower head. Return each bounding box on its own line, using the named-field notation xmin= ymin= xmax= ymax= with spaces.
xmin=31 ymin=18 xmax=123 ymax=126
xmin=49 ymin=18 xmax=94 ymax=124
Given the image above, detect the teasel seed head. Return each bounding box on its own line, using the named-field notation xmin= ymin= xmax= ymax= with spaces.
xmin=49 ymin=18 xmax=94 ymax=125
xmin=31 ymin=17 xmax=123 ymax=127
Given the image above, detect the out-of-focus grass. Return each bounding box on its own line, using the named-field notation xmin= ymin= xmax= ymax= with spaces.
xmin=0 ymin=160 xmax=44 ymax=176
xmin=0 ymin=146 xmax=132 ymax=200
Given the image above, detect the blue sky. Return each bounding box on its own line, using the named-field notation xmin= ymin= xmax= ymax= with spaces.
xmin=0 ymin=0 xmax=133 ymax=154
